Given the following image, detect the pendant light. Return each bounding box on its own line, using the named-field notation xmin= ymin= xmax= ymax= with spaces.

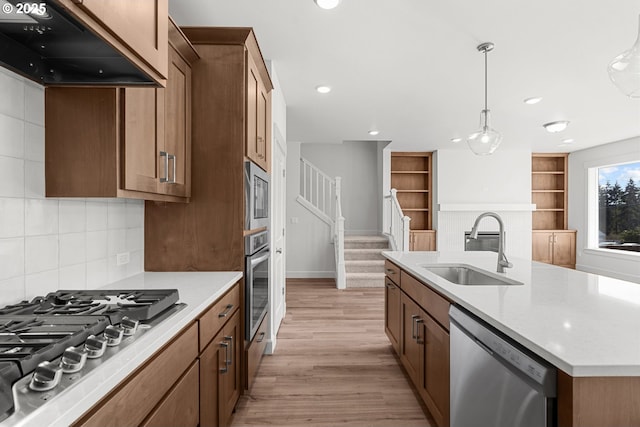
xmin=608 ymin=14 xmax=640 ymax=98
xmin=467 ymin=42 xmax=503 ymax=155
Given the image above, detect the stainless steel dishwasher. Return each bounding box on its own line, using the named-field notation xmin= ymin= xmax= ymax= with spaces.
xmin=450 ymin=305 xmax=557 ymax=427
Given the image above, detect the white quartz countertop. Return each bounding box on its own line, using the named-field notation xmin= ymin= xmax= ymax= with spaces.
xmin=383 ymin=251 xmax=640 ymax=377
xmin=11 ymin=271 xmax=242 ymax=427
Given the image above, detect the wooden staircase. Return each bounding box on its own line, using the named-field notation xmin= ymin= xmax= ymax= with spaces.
xmin=344 ymin=236 xmax=389 ymax=288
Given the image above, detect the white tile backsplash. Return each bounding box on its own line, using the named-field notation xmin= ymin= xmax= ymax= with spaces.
xmin=0 ymin=113 xmax=24 ymax=158
xmin=0 ymin=67 xmax=144 ymax=305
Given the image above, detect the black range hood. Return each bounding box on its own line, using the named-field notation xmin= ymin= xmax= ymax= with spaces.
xmin=0 ymin=0 xmax=156 ymax=86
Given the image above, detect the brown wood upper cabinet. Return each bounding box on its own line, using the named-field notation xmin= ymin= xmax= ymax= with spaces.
xmin=45 ymin=18 xmax=196 ymax=203
xmin=246 ymin=52 xmax=271 ymax=171
xmin=56 ymin=0 xmax=169 ymax=86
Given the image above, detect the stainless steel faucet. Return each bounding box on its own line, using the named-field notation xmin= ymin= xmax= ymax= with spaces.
xmin=469 ymin=212 xmax=513 ymax=273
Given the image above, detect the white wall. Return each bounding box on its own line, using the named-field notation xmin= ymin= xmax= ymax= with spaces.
xmin=435 ymin=149 xmax=533 ymax=260
xmin=0 ymin=68 xmax=144 ymax=307
xmin=301 ymin=141 xmax=380 ymax=235
xmin=569 ymin=137 xmax=640 ymax=283
xmin=285 ymin=141 xmax=335 ymax=278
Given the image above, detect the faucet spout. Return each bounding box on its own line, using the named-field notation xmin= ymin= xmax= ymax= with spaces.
xmin=469 ymin=212 xmax=513 ymax=273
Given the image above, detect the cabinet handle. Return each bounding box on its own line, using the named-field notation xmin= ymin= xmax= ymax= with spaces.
xmin=219 ymin=342 xmax=229 ymax=374
xmin=415 ymin=318 xmax=424 ymax=344
xmin=168 ymin=154 xmax=177 ymax=184
xmin=218 ymin=304 xmax=233 ymax=318
xmin=160 ymin=151 xmax=169 ymax=183
xmin=257 ymin=332 xmax=266 ymax=343
xmin=411 ymin=314 xmax=419 ymax=339
xmin=385 ymin=282 xmax=395 ymax=289
xmin=385 ymin=268 xmax=396 ymax=274
xmin=224 ymin=336 xmax=233 ymax=366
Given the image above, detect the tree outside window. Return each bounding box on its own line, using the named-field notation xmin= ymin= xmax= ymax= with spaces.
xmin=598 ymin=161 xmax=640 ymax=253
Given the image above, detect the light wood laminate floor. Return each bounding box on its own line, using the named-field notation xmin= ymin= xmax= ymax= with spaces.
xmin=231 ymin=280 xmax=435 ymax=427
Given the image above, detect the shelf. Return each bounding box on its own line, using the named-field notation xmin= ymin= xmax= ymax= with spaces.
xmin=391 ymin=171 xmax=430 ymax=174
xmin=403 ymin=208 xmax=429 ymax=212
xmin=391 ymin=152 xmax=432 ymax=233
xmin=531 ymin=153 xmax=568 ymax=230
xmin=396 ymin=190 xmax=430 ymax=193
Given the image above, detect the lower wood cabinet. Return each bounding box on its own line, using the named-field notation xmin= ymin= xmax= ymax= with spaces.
xmin=72 ymin=323 xmax=199 ymax=427
xmin=200 ymin=310 xmax=241 ymax=427
xmin=386 ymin=261 xmax=450 ymax=427
xmin=246 ymin=313 xmax=269 ymax=390
xmin=409 ymin=230 xmax=437 ymax=251
xmin=532 ymin=230 xmax=576 ymax=269
xmin=384 ymin=277 xmax=401 ymax=354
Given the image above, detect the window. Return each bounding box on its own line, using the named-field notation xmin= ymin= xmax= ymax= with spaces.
xmin=596 ymin=161 xmax=640 ymax=253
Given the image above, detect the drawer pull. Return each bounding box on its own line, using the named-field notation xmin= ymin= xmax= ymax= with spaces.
xmin=257 ymin=332 xmax=266 ymax=343
xmin=218 ymin=304 xmax=234 ymax=318
xmin=385 ymin=268 xmax=396 ymax=274
xmin=385 ymin=282 xmax=396 ymax=289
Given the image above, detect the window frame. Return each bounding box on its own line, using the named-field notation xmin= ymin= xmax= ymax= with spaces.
xmin=586 ymin=155 xmax=640 ymax=258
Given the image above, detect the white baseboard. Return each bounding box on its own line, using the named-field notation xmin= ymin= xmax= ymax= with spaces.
xmin=286 ymin=271 xmax=335 ymax=278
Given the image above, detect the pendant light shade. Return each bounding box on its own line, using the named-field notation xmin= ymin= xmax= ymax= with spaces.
xmin=608 ymin=15 xmax=640 ymax=98
xmin=468 ymin=42 xmax=503 ymax=155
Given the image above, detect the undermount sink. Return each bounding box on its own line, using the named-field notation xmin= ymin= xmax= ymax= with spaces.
xmin=421 ymin=264 xmax=523 ymax=286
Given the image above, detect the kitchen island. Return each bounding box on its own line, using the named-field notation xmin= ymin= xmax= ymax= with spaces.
xmin=383 ymin=251 xmax=640 ymax=427
xmin=8 ymin=271 xmax=242 ymax=427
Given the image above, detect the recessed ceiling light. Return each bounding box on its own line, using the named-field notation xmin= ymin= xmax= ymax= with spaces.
xmin=316 ymin=85 xmax=331 ymax=94
xmin=561 ymin=138 xmax=575 ymax=144
xmin=451 ymin=138 xmax=462 ymax=143
xmin=543 ymin=121 xmax=570 ymax=133
xmin=524 ymin=97 xmax=542 ymax=105
xmin=314 ymin=0 xmax=341 ymax=9
xmin=368 ymin=130 xmax=379 ymax=136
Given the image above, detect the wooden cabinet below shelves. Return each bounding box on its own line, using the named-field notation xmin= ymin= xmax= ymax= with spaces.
xmin=532 ymin=230 xmax=576 ymax=269
xmin=409 ymin=230 xmax=436 ymax=251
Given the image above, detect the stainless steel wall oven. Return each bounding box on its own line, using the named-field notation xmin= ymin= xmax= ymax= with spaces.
xmin=245 ymin=231 xmax=269 ymax=341
xmin=244 ymin=160 xmax=269 ymax=230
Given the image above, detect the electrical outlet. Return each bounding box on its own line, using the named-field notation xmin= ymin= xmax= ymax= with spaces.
xmin=116 ymin=252 xmax=130 ymax=266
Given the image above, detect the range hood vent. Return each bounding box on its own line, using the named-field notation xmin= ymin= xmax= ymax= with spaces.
xmin=0 ymin=0 xmax=156 ymax=85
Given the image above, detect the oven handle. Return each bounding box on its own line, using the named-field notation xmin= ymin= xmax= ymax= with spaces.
xmin=250 ymin=250 xmax=270 ymax=268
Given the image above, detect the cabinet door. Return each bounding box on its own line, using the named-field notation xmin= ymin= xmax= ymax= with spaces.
xmin=219 ymin=311 xmax=241 ymax=427
xmin=141 ymin=360 xmax=199 ymax=427
xmin=385 ymin=278 xmax=401 ymax=354
xmin=553 ymin=231 xmax=576 ymax=267
xmin=400 ymin=293 xmax=423 ymax=386
xmin=532 ymin=232 xmax=554 ymax=264
xmin=246 ymin=53 xmax=259 ymax=165
xmin=122 ymin=87 xmax=160 ymax=194
xmin=422 ymin=314 xmax=450 ymax=427
xmin=63 ymin=0 xmax=168 ymax=80
xmin=256 ymin=81 xmax=269 ymax=171
xmin=159 ymin=44 xmax=191 ymax=197
xmin=199 ymin=331 xmax=225 ymax=427
xmin=410 ymin=231 xmax=436 ymax=251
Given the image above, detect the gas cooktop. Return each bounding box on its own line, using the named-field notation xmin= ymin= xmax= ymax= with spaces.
xmin=0 ymin=289 xmax=183 ymax=424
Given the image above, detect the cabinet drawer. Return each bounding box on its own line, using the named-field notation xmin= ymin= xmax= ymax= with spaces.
xmin=246 ymin=313 xmax=268 ymax=390
xmin=141 ymin=360 xmax=199 ymax=427
xmin=385 ymin=260 xmax=401 ymax=285
xmin=199 ymin=282 xmax=241 ymax=352
xmin=401 ymin=271 xmax=450 ymax=331
xmin=73 ymin=323 xmax=199 ymax=427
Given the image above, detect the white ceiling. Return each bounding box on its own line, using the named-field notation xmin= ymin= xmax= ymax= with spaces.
xmin=169 ymin=0 xmax=640 ymax=153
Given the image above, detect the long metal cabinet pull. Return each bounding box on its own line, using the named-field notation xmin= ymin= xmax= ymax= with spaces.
xmin=411 ymin=315 xmax=419 ymax=339
xmin=415 ymin=318 xmax=424 ymax=344
xmin=219 ymin=342 xmax=229 ymax=374
xmin=218 ymin=304 xmax=233 ymax=318
xmin=160 ymin=151 xmax=169 ymax=183
xmin=168 ymin=154 xmax=177 ymax=184
xmin=224 ymin=336 xmax=233 ymax=366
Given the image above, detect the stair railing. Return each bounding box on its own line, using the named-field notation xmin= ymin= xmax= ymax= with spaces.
xmin=297 ymin=157 xmax=346 ymax=289
xmin=384 ymin=188 xmax=411 ymax=251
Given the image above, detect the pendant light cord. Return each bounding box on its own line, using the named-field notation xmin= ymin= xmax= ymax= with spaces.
xmin=484 ymin=49 xmax=488 ymax=111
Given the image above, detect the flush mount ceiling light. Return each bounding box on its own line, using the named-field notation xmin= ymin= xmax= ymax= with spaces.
xmin=314 ymin=0 xmax=341 ymax=10
xmin=467 ymin=42 xmax=503 ymax=156
xmin=608 ymin=14 xmax=640 ymax=98
xmin=368 ymin=130 xmax=379 ymax=136
xmin=524 ymin=97 xmax=542 ymax=105
xmin=315 ymin=85 xmax=331 ymax=94
xmin=543 ymin=121 xmax=570 ymax=133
